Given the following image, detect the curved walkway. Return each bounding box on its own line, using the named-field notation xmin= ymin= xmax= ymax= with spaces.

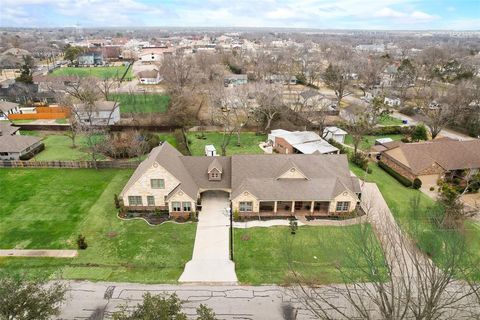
xmin=233 ymin=215 xmax=366 ymax=228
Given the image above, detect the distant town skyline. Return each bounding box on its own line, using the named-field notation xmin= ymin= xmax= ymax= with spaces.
xmin=1 ymin=0 xmax=479 ymax=30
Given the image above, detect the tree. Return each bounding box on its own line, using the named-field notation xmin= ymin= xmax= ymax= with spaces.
xmin=15 ymin=55 xmax=34 ymax=84
xmin=63 ymin=44 xmax=83 ymax=63
xmin=322 ymin=63 xmax=352 ymax=106
xmin=394 ymin=58 xmax=417 ymax=101
xmin=0 ymin=275 xmax=67 ymax=320
xmin=345 ymin=113 xmax=369 ymax=156
xmin=287 ymin=198 xmax=480 ymax=319
xmin=112 ymin=293 xmax=217 ymax=320
xmin=160 ymin=52 xmax=196 ymax=88
xmin=251 ymin=83 xmax=284 ymax=133
xmin=366 ymin=96 xmax=389 ymax=126
xmin=411 ymin=124 xmax=428 ymax=141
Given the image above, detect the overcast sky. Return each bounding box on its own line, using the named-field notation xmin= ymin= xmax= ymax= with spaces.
xmin=1 ymin=0 xmax=479 ymax=30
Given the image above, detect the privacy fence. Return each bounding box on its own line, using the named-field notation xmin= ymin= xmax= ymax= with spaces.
xmin=0 ymin=160 xmax=139 ymax=169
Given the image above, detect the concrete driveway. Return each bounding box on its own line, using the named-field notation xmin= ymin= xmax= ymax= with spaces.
xmin=179 ymin=191 xmax=238 ymax=284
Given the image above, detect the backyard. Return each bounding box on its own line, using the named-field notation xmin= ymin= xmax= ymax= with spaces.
xmin=377 ymin=114 xmax=404 ymax=126
xmin=187 ymin=132 xmax=266 ymax=156
xmin=234 ymin=224 xmax=385 ymax=285
xmin=0 ymin=169 xmax=196 ymax=283
xmin=344 ymin=134 xmax=403 ymax=151
xmin=110 ymin=93 xmax=170 ymax=114
xmin=50 ymin=66 xmax=133 ymax=80
xmin=350 ymin=162 xmax=480 ymax=279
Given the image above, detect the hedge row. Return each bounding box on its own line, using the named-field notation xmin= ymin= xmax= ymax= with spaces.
xmin=328 ymin=138 xmax=349 ymax=154
xmin=378 ymin=161 xmax=413 ymax=187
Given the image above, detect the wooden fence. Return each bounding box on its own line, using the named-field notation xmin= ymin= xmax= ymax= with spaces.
xmin=0 ymin=160 xmax=140 ymax=169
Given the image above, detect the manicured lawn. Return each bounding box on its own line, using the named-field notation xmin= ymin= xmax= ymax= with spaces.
xmin=234 ymin=224 xmax=385 ymax=285
xmin=344 ymin=134 xmax=403 ymax=151
xmin=110 ymin=93 xmax=170 ymax=114
xmin=378 ymin=114 xmax=404 ymax=126
xmin=33 ymin=134 xmax=105 ymax=161
xmin=55 ymin=118 xmax=68 ymax=124
xmin=50 ymin=66 xmax=133 ymax=80
xmin=11 ymin=119 xmax=35 ymax=124
xmin=350 ymin=162 xmax=480 ymax=280
xmin=0 ymin=169 xmax=196 ymax=283
xmin=187 ymin=132 xmax=266 ymax=156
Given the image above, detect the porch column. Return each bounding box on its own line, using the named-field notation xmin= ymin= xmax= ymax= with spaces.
xmin=310 ymin=201 xmax=314 ymax=213
xmin=273 ymin=201 xmax=277 ymax=213
xmin=291 ymin=201 xmax=295 ymax=213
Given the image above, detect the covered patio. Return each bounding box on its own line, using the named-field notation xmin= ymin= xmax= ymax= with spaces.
xmin=256 ymin=200 xmax=331 ymax=217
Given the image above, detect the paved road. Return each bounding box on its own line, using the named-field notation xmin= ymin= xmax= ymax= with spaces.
xmin=58 ymin=281 xmax=314 ymax=320
xmin=179 ymin=191 xmax=238 ymax=283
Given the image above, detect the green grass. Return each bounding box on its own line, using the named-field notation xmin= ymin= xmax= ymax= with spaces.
xmin=378 ymin=114 xmax=404 ymax=126
xmin=234 ymin=224 xmax=385 ymax=285
xmin=33 ymin=134 xmax=106 ymax=161
xmin=0 ymin=169 xmax=196 ymax=283
xmin=110 ymin=93 xmax=170 ymax=114
xmin=187 ymin=132 xmax=266 ymax=156
xmin=54 ymin=118 xmax=68 ymax=124
xmin=350 ymin=162 xmax=480 ymax=280
xmin=344 ymin=134 xmax=403 ymax=151
xmin=12 ymin=119 xmax=35 ymax=124
xmin=50 ymin=66 xmax=133 ymax=80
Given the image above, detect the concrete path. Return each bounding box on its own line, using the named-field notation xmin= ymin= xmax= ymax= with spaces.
xmin=233 ymin=216 xmax=366 ymax=228
xmin=179 ymin=191 xmax=238 ymax=284
xmin=0 ymin=249 xmax=77 ymax=258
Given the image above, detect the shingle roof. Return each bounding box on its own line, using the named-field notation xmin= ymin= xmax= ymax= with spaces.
xmin=0 ymin=101 xmax=19 ymax=113
xmin=384 ymin=139 xmax=480 ymax=174
xmin=207 ymin=158 xmax=223 ymax=173
xmin=75 ymin=101 xmax=118 ymax=111
xmin=0 ymin=122 xmax=20 ymax=136
xmin=0 ymin=135 xmax=41 ymax=153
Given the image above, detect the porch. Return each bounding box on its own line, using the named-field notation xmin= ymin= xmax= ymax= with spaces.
xmin=255 ymin=200 xmax=331 ymax=217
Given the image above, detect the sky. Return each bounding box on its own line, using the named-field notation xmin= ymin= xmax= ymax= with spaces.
xmin=0 ymin=0 xmax=479 ymax=30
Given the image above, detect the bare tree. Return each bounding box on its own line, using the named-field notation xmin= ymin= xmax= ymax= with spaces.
xmin=322 ymin=63 xmax=352 ymax=106
xmin=251 ymin=83 xmax=285 ymax=133
xmin=159 ymin=52 xmax=195 ymax=88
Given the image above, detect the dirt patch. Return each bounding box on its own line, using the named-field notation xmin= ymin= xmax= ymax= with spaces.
xmin=106 ymin=231 xmax=118 ymax=238
xmin=241 ymin=234 xmax=251 ymax=241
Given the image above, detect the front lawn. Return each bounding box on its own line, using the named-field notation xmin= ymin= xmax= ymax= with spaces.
xmin=110 ymin=93 xmax=170 ymax=114
xmin=50 ymin=66 xmax=133 ymax=80
xmin=187 ymin=132 xmax=266 ymax=156
xmin=350 ymin=162 xmax=480 ymax=280
xmin=344 ymin=134 xmax=403 ymax=151
xmin=0 ymin=169 xmax=196 ymax=283
xmin=378 ymin=114 xmax=404 ymax=126
xmin=234 ymin=224 xmax=385 ymax=285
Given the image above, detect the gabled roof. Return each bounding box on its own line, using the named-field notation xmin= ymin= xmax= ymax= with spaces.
xmin=384 ymin=139 xmax=480 ymax=174
xmin=276 ymin=159 xmax=309 ymax=180
xmin=323 ymin=126 xmax=347 ymax=135
xmin=0 ymin=101 xmax=19 ymax=113
xmin=207 ymin=158 xmax=223 ymax=173
xmin=0 ymin=122 xmax=20 ymax=136
xmin=0 ymin=135 xmax=41 ymax=153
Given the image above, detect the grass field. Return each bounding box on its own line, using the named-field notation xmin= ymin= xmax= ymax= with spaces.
xmin=50 ymin=66 xmax=133 ymax=80
xmin=377 ymin=114 xmax=404 ymax=126
xmin=110 ymin=93 xmax=170 ymax=114
xmin=344 ymin=134 xmax=403 ymax=151
xmin=234 ymin=224 xmax=385 ymax=285
xmin=0 ymin=169 xmax=196 ymax=283
xmin=350 ymin=162 xmax=480 ymax=280
xmin=187 ymin=132 xmax=266 ymax=156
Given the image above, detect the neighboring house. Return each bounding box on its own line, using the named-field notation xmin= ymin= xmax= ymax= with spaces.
xmin=266 ymin=75 xmax=297 ymax=85
xmin=224 ymin=74 xmax=248 ymax=87
xmin=379 ymin=138 xmax=480 ymax=186
xmin=119 ymin=142 xmax=361 ymax=218
xmin=0 ymin=101 xmax=21 ymax=120
xmin=137 ymin=70 xmax=162 ymax=85
xmin=384 ymin=97 xmax=401 ymax=107
xmin=78 ymin=52 xmax=104 ymax=66
xmin=323 ymin=126 xmax=348 ymax=144
xmin=298 ymin=90 xmax=337 ymax=110
xmin=381 ymin=64 xmax=398 ymax=88
xmin=268 ymin=129 xmax=339 ymax=155
xmin=73 ymin=101 xmax=120 ymax=125
xmin=0 ymin=122 xmax=43 ymax=160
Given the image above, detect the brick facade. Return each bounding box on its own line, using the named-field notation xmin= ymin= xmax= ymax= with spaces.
xmin=381 ymin=153 xmax=445 ymax=180
xmin=273 ymin=137 xmax=294 ymax=154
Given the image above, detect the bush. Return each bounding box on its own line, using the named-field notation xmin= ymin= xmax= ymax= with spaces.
xmin=430 ymin=186 xmax=435 ymax=191
xmin=378 ymin=161 xmax=413 ymax=187
xmin=328 ymin=138 xmax=348 ymax=154
xmin=233 ymin=209 xmax=240 ymax=222
xmin=189 ymin=211 xmax=198 ymax=222
xmin=114 ymin=194 xmax=120 ymax=209
xmin=77 ymin=234 xmax=88 ymax=250
xmin=173 ymin=129 xmax=190 ymax=155
xmin=367 ymin=126 xmax=412 ymax=135
xmin=413 ymin=178 xmax=422 ymax=189
xmin=350 ymin=152 xmax=369 ymax=171
xmin=411 ymin=124 xmax=428 ymax=141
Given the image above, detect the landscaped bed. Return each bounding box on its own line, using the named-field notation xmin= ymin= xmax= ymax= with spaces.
xmin=234 ymin=224 xmax=385 ymax=285
xmin=0 ymin=168 xmax=196 ymax=283
xmin=49 ymin=66 xmax=133 ymax=80
xmin=187 ymin=132 xmax=266 ymax=156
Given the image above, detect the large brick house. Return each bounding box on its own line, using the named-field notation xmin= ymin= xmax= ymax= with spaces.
xmin=119 ymin=142 xmax=361 ymax=219
xmin=379 ymin=138 xmax=480 ymax=186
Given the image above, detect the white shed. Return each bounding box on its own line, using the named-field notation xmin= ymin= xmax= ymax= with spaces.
xmin=205 ymin=145 xmax=217 ymax=156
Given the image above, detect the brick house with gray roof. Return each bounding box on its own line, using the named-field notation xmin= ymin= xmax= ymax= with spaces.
xmin=119 ymin=142 xmax=361 ymax=219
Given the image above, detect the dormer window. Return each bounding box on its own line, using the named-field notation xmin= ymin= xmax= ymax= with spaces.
xmin=207 ymin=158 xmax=223 ymax=181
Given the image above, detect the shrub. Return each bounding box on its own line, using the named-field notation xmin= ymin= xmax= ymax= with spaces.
xmin=233 ymin=209 xmax=240 ymax=222
xmin=430 ymin=186 xmax=435 ymax=191
xmin=289 ymin=218 xmax=298 ymax=235
xmin=328 ymin=138 xmax=348 ymax=154
xmin=367 ymin=167 xmax=373 ymax=174
xmin=114 ymin=194 xmax=120 ymax=209
xmin=350 ymin=152 xmax=369 ymax=171
xmin=411 ymin=124 xmax=428 ymax=141
xmin=77 ymin=234 xmax=88 ymax=250
xmin=413 ymin=178 xmax=422 ymax=189
xmin=378 ymin=161 xmax=413 ymax=187
xmin=189 ymin=211 xmax=198 ymax=222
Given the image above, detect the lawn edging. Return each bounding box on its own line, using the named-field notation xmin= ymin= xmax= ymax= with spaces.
xmin=116 ymin=212 xmax=194 ymax=227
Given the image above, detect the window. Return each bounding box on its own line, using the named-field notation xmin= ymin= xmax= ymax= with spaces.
xmin=336 ymin=201 xmax=350 ymax=212
xmin=128 ymin=196 xmax=143 ymax=206
xmin=150 ymin=179 xmax=165 ymax=189
xmin=172 ymin=201 xmax=181 ymax=212
xmin=239 ymin=201 xmax=253 ymax=212
xmin=147 ymin=196 xmax=155 ymax=206
xmin=182 ymin=202 xmax=191 ymax=212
